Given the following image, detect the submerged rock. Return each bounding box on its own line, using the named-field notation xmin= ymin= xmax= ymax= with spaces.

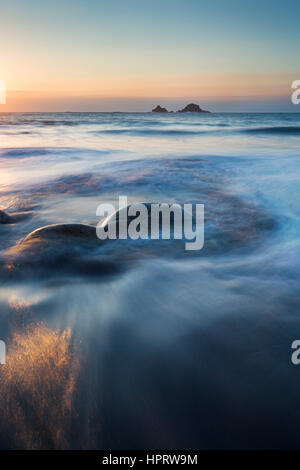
xmin=178 ymin=103 xmax=210 ymax=113
xmin=99 ymin=198 xmax=276 ymax=257
xmin=99 ymin=203 xmax=153 ymax=231
xmin=0 ymin=208 xmax=32 ymax=224
xmin=152 ymin=105 xmax=168 ymax=113
xmin=0 ymin=210 xmax=12 ymax=224
xmin=99 ymin=202 xmax=193 ymax=239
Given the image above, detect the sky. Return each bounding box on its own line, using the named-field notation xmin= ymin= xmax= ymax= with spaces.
xmin=0 ymin=0 xmax=300 ymax=112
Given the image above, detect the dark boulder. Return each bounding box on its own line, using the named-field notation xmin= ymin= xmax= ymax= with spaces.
xmin=1 ymin=223 xmax=115 ymax=280
xmin=22 ymin=223 xmax=97 ymax=243
xmin=0 ymin=209 xmax=32 ymax=224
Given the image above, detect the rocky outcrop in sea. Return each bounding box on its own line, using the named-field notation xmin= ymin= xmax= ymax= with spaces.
xmin=152 ymin=103 xmax=210 ymax=113
xmin=152 ymin=105 xmax=168 ymax=113
xmin=178 ymin=103 xmax=210 ymax=113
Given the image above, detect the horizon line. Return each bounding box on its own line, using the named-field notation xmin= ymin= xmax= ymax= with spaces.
xmin=1 ymin=110 xmax=300 ymax=114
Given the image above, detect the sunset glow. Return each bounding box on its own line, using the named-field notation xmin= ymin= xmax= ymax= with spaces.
xmin=1 ymin=0 xmax=299 ymax=111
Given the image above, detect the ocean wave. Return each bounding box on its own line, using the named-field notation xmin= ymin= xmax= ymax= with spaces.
xmin=0 ymin=118 xmax=81 ymax=127
xmin=94 ymin=128 xmax=203 ymax=136
xmin=242 ymin=126 xmax=300 ymax=135
xmin=0 ymin=148 xmax=51 ymax=159
xmin=0 ymin=147 xmax=110 ymax=160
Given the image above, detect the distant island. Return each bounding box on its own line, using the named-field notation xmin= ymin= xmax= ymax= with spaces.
xmin=152 ymin=105 xmax=169 ymax=113
xmin=152 ymin=103 xmax=210 ymax=113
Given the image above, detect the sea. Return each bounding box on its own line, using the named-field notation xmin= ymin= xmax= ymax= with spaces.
xmin=0 ymin=112 xmax=300 ymax=449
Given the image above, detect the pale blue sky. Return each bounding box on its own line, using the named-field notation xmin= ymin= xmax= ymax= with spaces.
xmin=1 ymin=0 xmax=299 ymax=111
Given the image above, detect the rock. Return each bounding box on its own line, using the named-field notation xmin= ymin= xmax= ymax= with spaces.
xmin=178 ymin=103 xmax=210 ymax=113
xmin=97 ymin=202 xmax=196 ymax=263
xmin=100 ymin=203 xmax=152 ymax=234
xmin=0 ymin=210 xmax=12 ymax=224
xmin=22 ymin=223 xmax=97 ymax=243
xmin=152 ymin=105 xmax=168 ymax=113
xmin=2 ymin=224 xmax=115 ymax=280
xmin=99 ymin=202 xmax=193 ymax=238
xmin=0 ymin=209 xmax=32 ymax=224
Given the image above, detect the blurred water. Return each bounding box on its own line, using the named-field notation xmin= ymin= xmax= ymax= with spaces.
xmin=0 ymin=112 xmax=300 ymax=449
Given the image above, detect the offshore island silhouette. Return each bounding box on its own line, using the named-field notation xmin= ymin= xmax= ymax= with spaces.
xmin=152 ymin=103 xmax=210 ymax=113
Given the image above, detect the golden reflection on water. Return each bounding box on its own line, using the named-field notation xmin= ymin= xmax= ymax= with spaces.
xmin=8 ymin=294 xmax=31 ymax=312
xmin=0 ymin=323 xmax=79 ymax=449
